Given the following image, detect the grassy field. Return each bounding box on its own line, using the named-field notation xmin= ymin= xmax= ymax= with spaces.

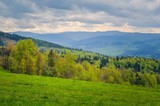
xmin=0 ymin=68 xmax=160 ymax=106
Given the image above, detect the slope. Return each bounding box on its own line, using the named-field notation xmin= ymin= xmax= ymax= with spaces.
xmin=0 ymin=68 xmax=160 ymax=106
xmin=0 ymin=31 xmax=64 ymax=48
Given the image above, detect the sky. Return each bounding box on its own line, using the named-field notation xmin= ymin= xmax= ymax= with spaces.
xmin=0 ymin=0 xmax=160 ymax=33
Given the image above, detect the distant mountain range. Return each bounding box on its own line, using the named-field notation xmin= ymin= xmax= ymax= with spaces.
xmin=11 ymin=31 xmax=160 ymax=58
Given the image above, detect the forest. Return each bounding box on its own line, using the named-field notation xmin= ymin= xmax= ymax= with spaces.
xmin=0 ymin=39 xmax=160 ymax=87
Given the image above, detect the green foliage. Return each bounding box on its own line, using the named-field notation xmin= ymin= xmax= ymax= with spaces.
xmin=0 ymin=31 xmax=64 ymax=48
xmin=42 ymin=66 xmax=55 ymax=77
xmin=135 ymin=73 xmax=157 ymax=87
xmin=54 ymin=52 xmax=78 ymax=78
xmin=9 ymin=39 xmax=38 ymax=74
xmin=80 ymin=61 xmax=99 ymax=81
xmin=156 ymin=74 xmax=160 ymax=84
xmin=0 ymin=39 xmax=160 ymax=87
xmin=100 ymin=67 xmax=123 ymax=84
xmin=36 ymin=52 xmax=46 ymax=75
xmin=114 ymin=57 xmax=160 ymax=73
xmin=48 ymin=49 xmax=57 ymax=67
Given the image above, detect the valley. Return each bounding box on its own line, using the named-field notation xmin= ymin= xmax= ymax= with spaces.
xmin=12 ymin=31 xmax=160 ymax=58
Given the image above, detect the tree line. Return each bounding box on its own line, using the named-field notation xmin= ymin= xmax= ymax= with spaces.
xmin=0 ymin=39 xmax=160 ymax=87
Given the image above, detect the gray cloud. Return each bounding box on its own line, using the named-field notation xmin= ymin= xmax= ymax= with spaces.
xmin=0 ymin=0 xmax=36 ymax=18
xmin=0 ymin=0 xmax=160 ymax=33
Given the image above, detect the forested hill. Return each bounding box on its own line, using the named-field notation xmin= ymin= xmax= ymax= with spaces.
xmin=12 ymin=31 xmax=160 ymax=59
xmin=0 ymin=39 xmax=160 ymax=87
xmin=0 ymin=31 xmax=64 ymax=48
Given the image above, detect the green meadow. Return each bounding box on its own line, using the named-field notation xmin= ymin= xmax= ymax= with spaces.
xmin=0 ymin=68 xmax=160 ymax=106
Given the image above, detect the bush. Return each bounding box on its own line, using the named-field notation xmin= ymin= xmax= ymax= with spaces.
xmin=42 ymin=66 xmax=55 ymax=77
xmin=100 ymin=67 xmax=123 ymax=84
xmin=135 ymin=73 xmax=157 ymax=87
xmin=156 ymin=74 xmax=160 ymax=84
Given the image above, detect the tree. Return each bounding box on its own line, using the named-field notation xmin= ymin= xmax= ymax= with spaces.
xmin=0 ymin=41 xmax=15 ymax=69
xmin=81 ymin=61 xmax=99 ymax=81
xmin=48 ymin=49 xmax=59 ymax=67
xmin=36 ymin=52 xmax=46 ymax=75
xmin=9 ymin=39 xmax=38 ymax=74
xmin=54 ymin=52 xmax=78 ymax=78
xmin=100 ymin=67 xmax=123 ymax=84
xmin=42 ymin=49 xmax=60 ymax=77
xmin=135 ymin=73 xmax=157 ymax=87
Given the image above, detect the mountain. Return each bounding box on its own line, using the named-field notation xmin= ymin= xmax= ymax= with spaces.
xmin=11 ymin=31 xmax=160 ymax=58
xmin=10 ymin=31 xmax=105 ymax=46
xmin=72 ymin=32 xmax=160 ymax=58
xmin=0 ymin=31 xmax=64 ymax=49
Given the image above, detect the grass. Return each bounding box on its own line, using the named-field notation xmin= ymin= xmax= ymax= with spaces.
xmin=0 ymin=68 xmax=160 ymax=106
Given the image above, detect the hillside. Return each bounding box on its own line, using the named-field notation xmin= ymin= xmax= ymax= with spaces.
xmin=0 ymin=68 xmax=160 ymax=106
xmin=0 ymin=31 xmax=64 ymax=49
xmin=12 ymin=31 xmax=160 ymax=58
xmin=72 ymin=34 xmax=160 ymax=58
xmin=0 ymin=31 xmax=104 ymax=59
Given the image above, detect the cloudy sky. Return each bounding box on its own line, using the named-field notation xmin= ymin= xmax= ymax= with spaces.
xmin=0 ymin=0 xmax=160 ymax=33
